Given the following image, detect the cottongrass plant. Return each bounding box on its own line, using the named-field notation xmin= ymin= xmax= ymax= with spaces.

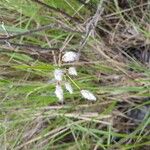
xmin=53 ymin=51 xmax=96 ymax=102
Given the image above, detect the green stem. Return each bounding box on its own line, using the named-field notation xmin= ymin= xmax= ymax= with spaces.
xmin=66 ymin=74 xmax=80 ymax=90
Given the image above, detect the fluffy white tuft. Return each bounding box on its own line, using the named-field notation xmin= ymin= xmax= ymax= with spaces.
xmin=54 ymin=69 xmax=63 ymax=81
xmin=62 ymin=51 xmax=79 ymax=62
xmin=80 ymin=90 xmax=96 ymax=101
xmin=68 ymin=67 xmax=77 ymax=76
xmin=65 ymin=82 xmax=73 ymax=94
xmin=55 ymin=84 xmax=64 ymax=102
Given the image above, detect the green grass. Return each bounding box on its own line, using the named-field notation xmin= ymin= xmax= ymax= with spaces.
xmin=0 ymin=0 xmax=150 ymax=149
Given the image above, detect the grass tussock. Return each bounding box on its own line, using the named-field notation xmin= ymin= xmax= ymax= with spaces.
xmin=0 ymin=0 xmax=150 ymax=149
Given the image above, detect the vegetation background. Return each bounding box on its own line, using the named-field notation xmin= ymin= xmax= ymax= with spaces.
xmin=0 ymin=0 xmax=150 ymax=149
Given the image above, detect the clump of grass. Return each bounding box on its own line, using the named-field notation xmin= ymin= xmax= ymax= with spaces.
xmin=0 ymin=0 xmax=150 ymax=150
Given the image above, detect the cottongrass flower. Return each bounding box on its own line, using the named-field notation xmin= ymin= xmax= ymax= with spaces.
xmin=62 ymin=51 xmax=79 ymax=62
xmin=54 ymin=69 xmax=64 ymax=81
xmin=55 ymin=84 xmax=64 ymax=102
xmin=80 ymin=90 xmax=96 ymax=101
xmin=53 ymin=49 xmax=97 ymax=103
xmin=68 ymin=67 xmax=77 ymax=76
xmin=65 ymin=82 xmax=73 ymax=94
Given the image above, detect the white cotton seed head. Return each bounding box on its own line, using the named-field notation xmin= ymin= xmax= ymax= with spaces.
xmin=65 ymin=82 xmax=73 ymax=94
xmin=54 ymin=69 xmax=63 ymax=81
xmin=55 ymin=84 xmax=64 ymax=102
xmin=80 ymin=90 xmax=96 ymax=101
xmin=68 ymin=67 xmax=77 ymax=76
xmin=62 ymin=51 xmax=79 ymax=62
